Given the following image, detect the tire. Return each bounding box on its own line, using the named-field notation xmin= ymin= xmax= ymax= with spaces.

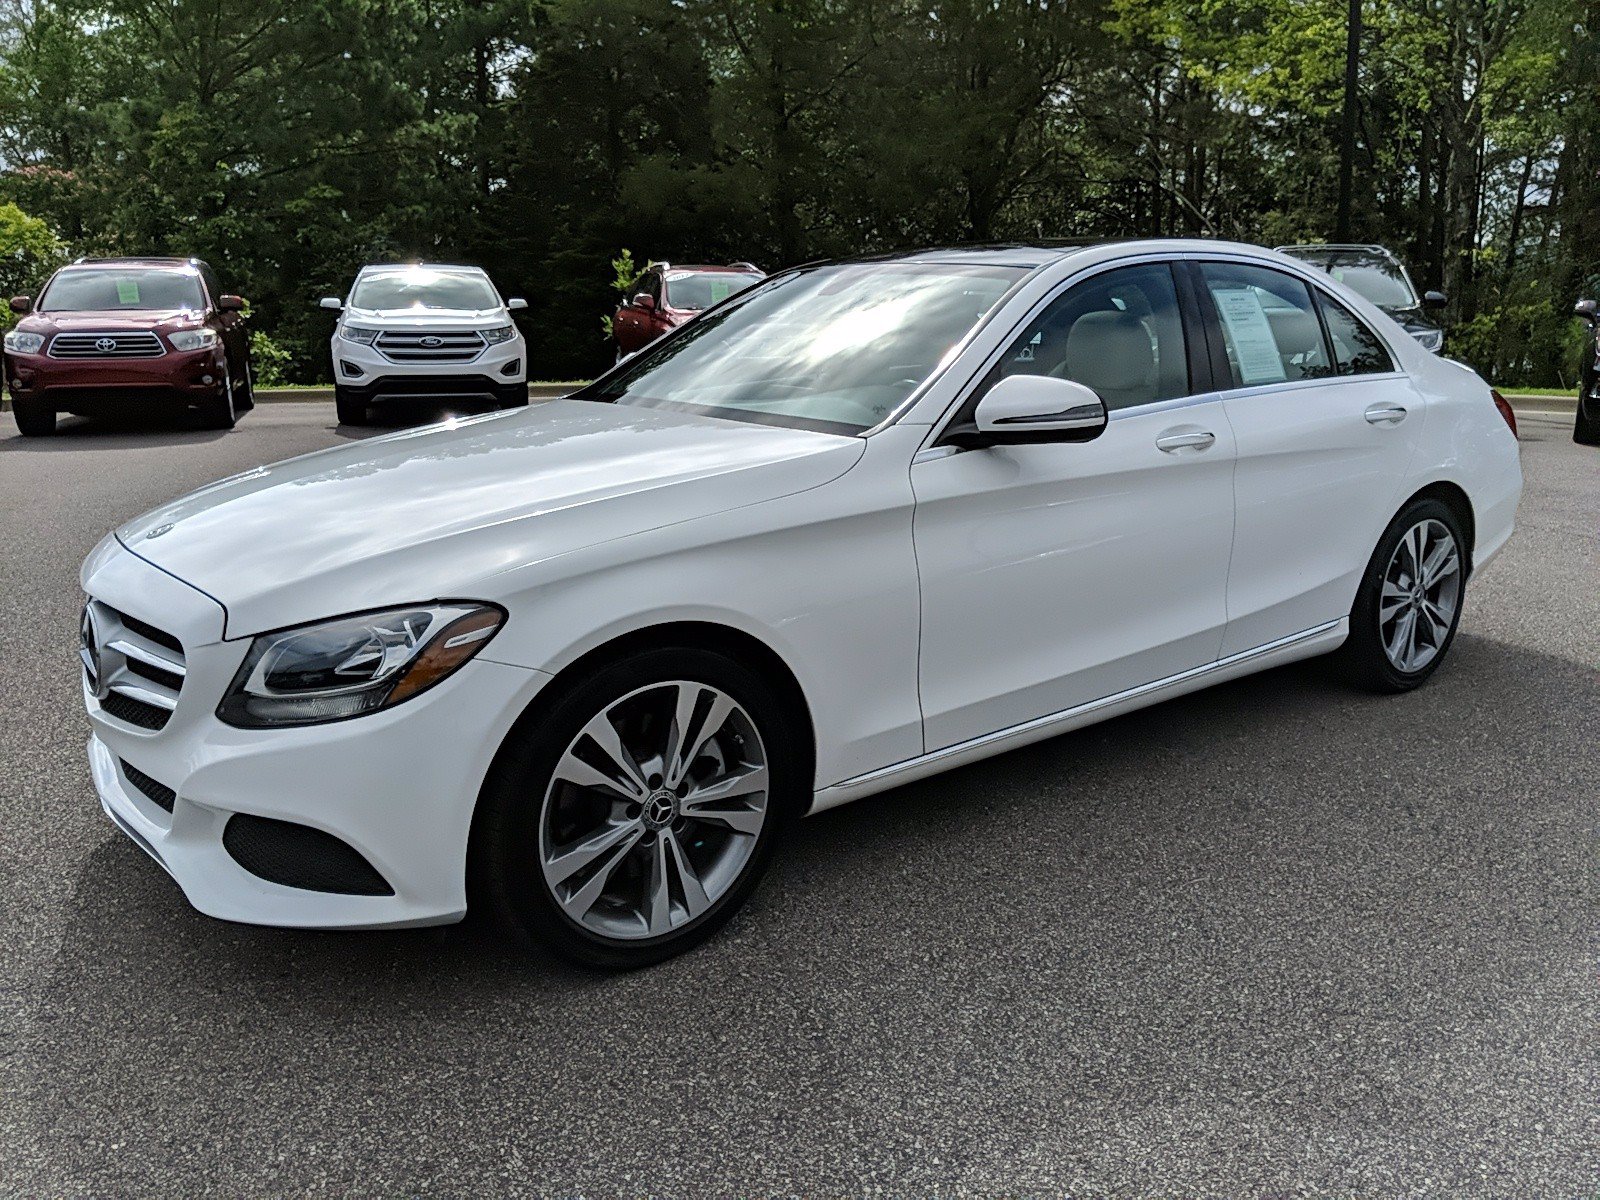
xmin=334 ymin=385 xmax=368 ymax=426
xmin=201 ymin=368 xmax=237 ymax=430
xmin=237 ymin=361 xmax=256 ymax=411
xmin=1335 ymin=497 xmax=1468 ymax=692
xmin=502 ymin=382 xmax=530 ymax=408
xmin=470 ymin=647 xmax=803 ymax=969
xmin=1575 ymin=385 xmax=1600 ymax=446
xmin=12 ymin=398 xmax=55 ymax=436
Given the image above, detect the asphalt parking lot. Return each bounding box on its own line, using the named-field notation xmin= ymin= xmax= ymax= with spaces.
xmin=1 ymin=402 xmax=1595 ymax=1195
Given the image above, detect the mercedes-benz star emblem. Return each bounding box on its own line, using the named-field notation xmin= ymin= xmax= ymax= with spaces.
xmin=94 ymin=337 xmax=117 ymax=352
xmin=144 ymin=523 xmax=174 ymax=540
xmin=79 ymin=608 xmax=104 ymax=696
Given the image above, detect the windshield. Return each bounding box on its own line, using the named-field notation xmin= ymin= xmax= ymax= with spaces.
xmin=40 ymin=268 xmax=205 ymax=312
xmin=665 ymin=271 xmax=763 ymax=311
xmin=350 ymin=267 xmax=500 ymax=312
xmin=580 ymin=262 xmax=1026 ymax=435
xmin=1288 ymin=250 xmax=1418 ymax=311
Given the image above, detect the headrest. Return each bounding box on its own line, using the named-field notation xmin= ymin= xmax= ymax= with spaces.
xmin=1062 ymin=310 xmax=1156 ymax=401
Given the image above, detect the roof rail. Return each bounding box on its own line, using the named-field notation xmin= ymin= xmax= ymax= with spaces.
xmin=729 ymin=261 xmax=762 ymax=273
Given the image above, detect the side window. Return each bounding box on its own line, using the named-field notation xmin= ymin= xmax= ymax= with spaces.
xmin=1317 ymin=293 xmax=1395 ymax=375
xmin=989 ymin=262 xmax=1189 ymax=412
xmin=1198 ymin=262 xmax=1333 ymax=388
xmin=646 ymin=269 xmax=664 ymax=305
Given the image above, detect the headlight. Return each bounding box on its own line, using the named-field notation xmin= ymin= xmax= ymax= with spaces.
xmin=1413 ymin=328 xmax=1444 ymax=353
xmin=4 ymin=331 xmax=45 ymax=354
xmin=169 ymin=328 xmax=220 ymax=352
xmin=217 ymin=603 xmax=504 ymax=728
xmin=481 ymin=324 xmax=517 ymax=345
xmin=339 ymin=325 xmax=380 ymax=345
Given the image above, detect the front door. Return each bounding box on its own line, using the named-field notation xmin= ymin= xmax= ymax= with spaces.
xmin=912 ymin=261 xmax=1237 ymax=751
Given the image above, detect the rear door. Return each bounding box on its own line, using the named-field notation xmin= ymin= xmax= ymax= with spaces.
xmin=1189 ymin=259 xmax=1424 ymax=656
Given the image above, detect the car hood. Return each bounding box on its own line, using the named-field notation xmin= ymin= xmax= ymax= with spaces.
xmin=20 ymin=309 xmax=205 ymax=334
xmin=342 ymin=306 xmax=508 ymax=327
xmin=113 ymin=400 xmax=863 ymax=638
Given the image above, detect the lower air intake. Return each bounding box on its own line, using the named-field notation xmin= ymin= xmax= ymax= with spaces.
xmin=222 ymin=814 xmax=394 ymax=896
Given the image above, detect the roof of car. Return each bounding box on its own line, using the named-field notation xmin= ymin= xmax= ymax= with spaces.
xmin=659 ymin=264 xmax=764 ymax=274
xmin=63 ymin=256 xmax=204 ymax=270
xmin=356 ymin=262 xmax=488 ymax=275
xmin=835 ymin=238 xmax=1276 ymax=269
xmin=1276 ymin=243 xmax=1396 ymax=257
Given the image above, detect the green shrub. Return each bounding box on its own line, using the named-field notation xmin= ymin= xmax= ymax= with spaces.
xmin=249 ymin=329 xmax=296 ymax=387
xmin=0 ymin=202 xmax=66 ymax=329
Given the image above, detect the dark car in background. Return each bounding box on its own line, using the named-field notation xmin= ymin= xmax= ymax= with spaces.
xmin=1277 ymin=244 xmax=1447 ymax=353
xmin=4 ymin=256 xmax=252 ymax=436
xmin=612 ymin=261 xmax=764 ymax=359
xmin=1575 ymin=298 xmax=1598 ymax=445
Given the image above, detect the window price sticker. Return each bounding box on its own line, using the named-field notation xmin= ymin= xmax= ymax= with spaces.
xmin=1212 ymin=287 xmax=1287 ymax=384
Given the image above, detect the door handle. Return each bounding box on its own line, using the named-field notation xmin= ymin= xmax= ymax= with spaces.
xmin=1364 ymin=403 xmax=1408 ymax=425
xmin=1155 ymin=430 xmax=1216 ymax=452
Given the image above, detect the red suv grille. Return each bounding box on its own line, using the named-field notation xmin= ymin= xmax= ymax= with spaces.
xmin=48 ymin=332 xmax=166 ymax=359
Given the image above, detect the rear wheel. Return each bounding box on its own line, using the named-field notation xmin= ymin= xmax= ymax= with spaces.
xmin=471 ymin=647 xmax=801 ymax=968
xmin=334 ymin=385 xmax=368 ymax=426
xmin=12 ymin=398 xmax=55 ymax=436
xmin=237 ymin=361 xmax=256 ymax=411
xmin=1336 ymin=498 xmax=1467 ymax=692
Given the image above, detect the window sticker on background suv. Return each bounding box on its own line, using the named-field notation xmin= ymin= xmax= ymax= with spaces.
xmin=710 ymin=280 xmax=732 ymax=304
xmin=116 ymin=280 xmax=140 ymax=305
xmin=1212 ymin=287 xmax=1288 ymax=385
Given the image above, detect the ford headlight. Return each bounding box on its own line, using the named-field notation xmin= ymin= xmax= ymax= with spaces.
xmin=217 ymin=603 xmax=504 ymax=728
xmin=482 ymin=324 xmax=517 ymax=345
xmin=170 ymin=328 xmax=220 ymax=352
xmin=4 ymin=330 xmax=45 ymax=354
xmin=340 ymin=325 xmax=381 ymax=345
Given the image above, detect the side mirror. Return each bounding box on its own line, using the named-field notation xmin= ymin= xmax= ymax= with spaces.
xmin=1423 ymin=290 xmax=1448 ymax=310
xmin=951 ymin=375 xmax=1109 ymax=448
xmin=217 ymin=294 xmax=245 ymax=312
xmin=1575 ymin=298 xmax=1598 ymax=324
xmin=319 ymin=296 xmax=344 ymax=310
xmin=632 ymin=293 xmax=656 ymax=311
xmin=506 ymin=297 xmax=528 ymax=311
xmin=9 ymin=295 xmax=31 ymax=314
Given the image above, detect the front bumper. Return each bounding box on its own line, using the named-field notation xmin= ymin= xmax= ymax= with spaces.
xmin=83 ymin=547 xmax=550 ymax=930
xmin=331 ymin=333 xmax=526 ymax=396
xmin=6 ymin=347 xmax=228 ymax=410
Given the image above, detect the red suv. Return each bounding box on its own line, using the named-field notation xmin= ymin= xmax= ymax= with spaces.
xmin=5 ymin=257 xmax=253 ymax=436
xmin=612 ymin=262 xmax=764 ymax=359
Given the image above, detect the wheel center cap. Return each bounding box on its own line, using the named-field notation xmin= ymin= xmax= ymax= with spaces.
xmin=643 ymin=791 xmax=678 ymax=830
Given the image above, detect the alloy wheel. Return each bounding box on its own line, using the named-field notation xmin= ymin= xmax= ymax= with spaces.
xmin=538 ymin=680 xmax=770 ymax=941
xmin=1379 ymin=517 xmax=1461 ymax=673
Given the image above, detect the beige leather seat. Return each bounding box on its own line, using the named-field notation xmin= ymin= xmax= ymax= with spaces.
xmin=1056 ymin=310 xmax=1158 ymax=409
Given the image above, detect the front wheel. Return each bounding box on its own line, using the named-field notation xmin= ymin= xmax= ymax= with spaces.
xmin=1336 ymin=498 xmax=1467 ymax=692
xmin=201 ymin=368 xmax=237 ymax=430
xmin=12 ymin=398 xmax=55 ymax=436
xmin=471 ymin=648 xmax=802 ymax=968
xmin=1574 ymin=385 xmax=1600 ymax=446
xmin=334 ymin=385 xmax=368 ymax=426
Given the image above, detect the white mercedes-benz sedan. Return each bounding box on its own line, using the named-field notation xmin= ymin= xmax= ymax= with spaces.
xmin=80 ymin=240 xmax=1522 ymax=967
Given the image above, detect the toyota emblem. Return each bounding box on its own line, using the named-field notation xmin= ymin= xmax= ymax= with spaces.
xmin=94 ymin=337 xmax=117 ymax=352
xmin=420 ymin=336 xmax=443 ymax=347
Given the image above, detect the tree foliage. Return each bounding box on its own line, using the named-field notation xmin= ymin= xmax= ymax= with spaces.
xmin=0 ymin=0 xmax=1591 ymax=385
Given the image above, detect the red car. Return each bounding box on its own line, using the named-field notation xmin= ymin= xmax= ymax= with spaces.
xmin=612 ymin=261 xmax=764 ymax=359
xmin=5 ymin=256 xmax=253 ymax=436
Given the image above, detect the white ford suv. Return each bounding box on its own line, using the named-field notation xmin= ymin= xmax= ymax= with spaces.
xmin=320 ymin=263 xmax=529 ymax=425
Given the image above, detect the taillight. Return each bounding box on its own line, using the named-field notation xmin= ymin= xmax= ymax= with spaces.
xmin=1490 ymin=389 xmax=1518 ymax=439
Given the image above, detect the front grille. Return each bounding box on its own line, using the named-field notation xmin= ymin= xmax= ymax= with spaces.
xmin=83 ymin=600 xmax=187 ymax=732
xmin=374 ymin=329 xmax=485 ymax=364
xmin=222 ymin=814 xmax=394 ymax=895
xmin=121 ymin=760 xmax=176 ymax=812
xmin=102 ymin=690 xmax=170 ymax=730
xmin=48 ymin=331 xmax=166 ymax=359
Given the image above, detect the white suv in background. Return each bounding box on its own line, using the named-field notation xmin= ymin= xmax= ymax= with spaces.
xmin=320 ymin=263 xmax=529 ymax=425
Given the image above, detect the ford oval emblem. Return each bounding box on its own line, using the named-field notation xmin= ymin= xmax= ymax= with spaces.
xmin=95 ymin=337 xmax=117 ymax=352
xmin=145 ymin=523 xmax=174 ymax=540
xmin=420 ymin=336 xmax=443 ymax=347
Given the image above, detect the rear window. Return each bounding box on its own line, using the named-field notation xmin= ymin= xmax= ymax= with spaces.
xmin=40 ymin=268 xmax=206 ymax=312
xmin=664 ymin=272 xmax=763 ymax=311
